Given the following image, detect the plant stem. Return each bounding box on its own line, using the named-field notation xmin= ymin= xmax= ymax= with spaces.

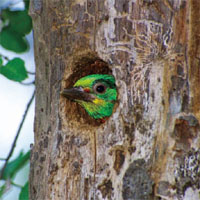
xmin=0 ymin=90 xmax=35 ymax=179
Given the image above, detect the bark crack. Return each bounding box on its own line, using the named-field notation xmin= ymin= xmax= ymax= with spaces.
xmin=93 ymin=0 xmax=98 ymax=51
xmin=93 ymin=131 xmax=97 ymax=200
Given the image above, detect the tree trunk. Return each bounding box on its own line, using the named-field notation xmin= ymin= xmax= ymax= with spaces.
xmin=29 ymin=0 xmax=200 ymax=199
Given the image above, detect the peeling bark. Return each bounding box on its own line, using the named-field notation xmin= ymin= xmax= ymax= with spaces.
xmin=29 ymin=0 xmax=200 ymax=199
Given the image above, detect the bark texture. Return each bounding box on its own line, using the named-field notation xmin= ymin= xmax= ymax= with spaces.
xmin=29 ymin=0 xmax=200 ymax=199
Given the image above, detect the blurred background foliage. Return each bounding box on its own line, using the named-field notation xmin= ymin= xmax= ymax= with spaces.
xmin=0 ymin=0 xmax=34 ymax=199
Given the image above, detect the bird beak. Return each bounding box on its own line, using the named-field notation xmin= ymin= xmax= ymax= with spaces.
xmin=61 ymin=87 xmax=94 ymax=102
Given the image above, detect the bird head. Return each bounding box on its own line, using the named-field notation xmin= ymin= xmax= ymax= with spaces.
xmin=61 ymin=74 xmax=117 ymax=119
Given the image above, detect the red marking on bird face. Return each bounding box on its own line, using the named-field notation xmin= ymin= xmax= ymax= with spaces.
xmin=84 ymin=88 xmax=91 ymax=93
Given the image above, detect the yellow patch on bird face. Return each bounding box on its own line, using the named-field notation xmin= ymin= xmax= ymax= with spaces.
xmin=74 ymin=77 xmax=96 ymax=88
xmin=92 ymin=98 xmax=105 ymax=105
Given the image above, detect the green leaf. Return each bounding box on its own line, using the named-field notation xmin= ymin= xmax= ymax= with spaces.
xmin=19 ymin=181 xmax=29 ymax=200
xmin=0 ymin=184 xmax=6 ymax=198
xmin=0 ymin=26 xmax=29 ymax=53
xmin=2 ymin=9 xmax=32 ymax=35
xmin=0 ymin=56 xmax=3 ymax=66
xmin=23 ymin=0 xmax=30 ymax=11
xmin=10 ymin=11 xmax=32 ymax=36
xmin=0 ymin=58 xmax=28 ymax=82
xmin=1 ymin=151 xmax=30 ymax=180
xmin=2 ymin=10 xmax=32 ymax=35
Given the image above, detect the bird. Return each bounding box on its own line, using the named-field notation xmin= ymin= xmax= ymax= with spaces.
xmin=61 ymin=74 xmax=117 ymax=120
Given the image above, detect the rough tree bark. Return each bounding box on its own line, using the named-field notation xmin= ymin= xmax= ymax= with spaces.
xmin=29 ymin=0 xmax=200 ymax=199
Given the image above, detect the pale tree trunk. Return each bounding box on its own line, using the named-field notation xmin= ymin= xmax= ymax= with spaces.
xmin=29 ymin=0 xmax=200 ymax=199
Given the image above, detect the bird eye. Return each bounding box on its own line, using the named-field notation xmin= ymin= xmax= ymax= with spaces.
xmin=93 ymin=83 xmax=106 ymax=94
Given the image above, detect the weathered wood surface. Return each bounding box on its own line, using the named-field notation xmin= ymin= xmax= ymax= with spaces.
xmin=29 ymin=0 xmax=200 ymax=199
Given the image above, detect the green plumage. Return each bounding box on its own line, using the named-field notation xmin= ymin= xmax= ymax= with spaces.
xmin=62 ymin=74 xmax=117 ymax=119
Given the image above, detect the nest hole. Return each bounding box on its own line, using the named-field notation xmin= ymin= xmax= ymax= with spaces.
xmin=62 ymin=51 xmax=113 ymax=126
